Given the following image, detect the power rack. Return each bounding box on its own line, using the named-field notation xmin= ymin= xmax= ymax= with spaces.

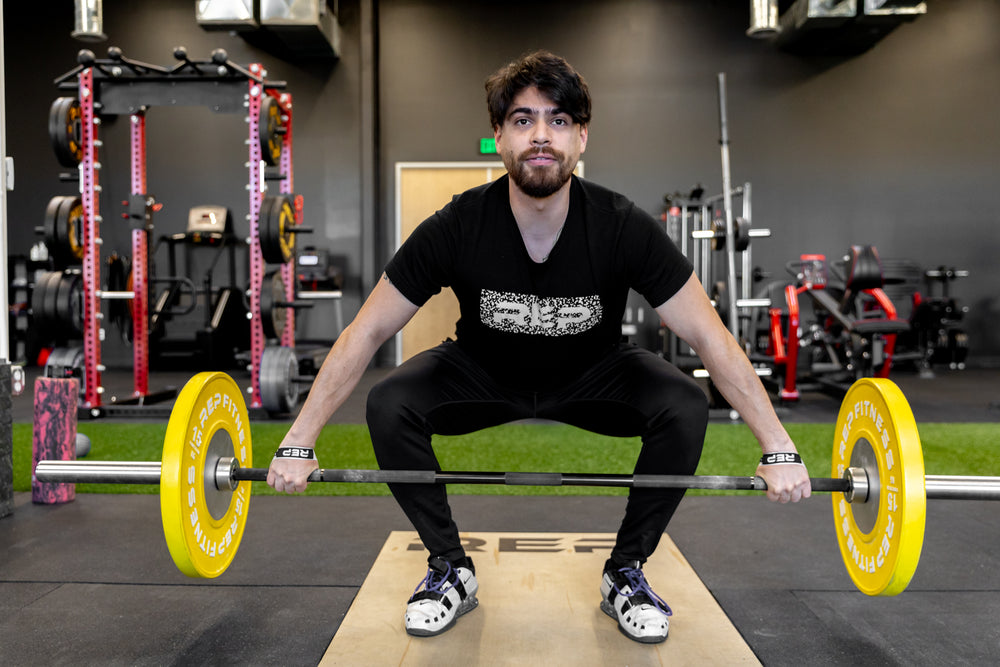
xmin=51 ymin=47 xmax=302 ymax=417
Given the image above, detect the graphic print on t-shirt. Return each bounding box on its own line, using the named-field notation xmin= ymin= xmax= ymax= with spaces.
xmin=480 ymin=289 xmax=603 ymax=336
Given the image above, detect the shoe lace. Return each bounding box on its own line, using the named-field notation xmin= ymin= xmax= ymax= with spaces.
xmin=413 ymin=561 xmax=456 ymax=597
xmin=612 ymin=566 xmax=672 ymax=616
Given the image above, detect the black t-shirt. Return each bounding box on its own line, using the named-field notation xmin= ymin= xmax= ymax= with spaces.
xmin=386 ymin=174 xmax=693 ymax=391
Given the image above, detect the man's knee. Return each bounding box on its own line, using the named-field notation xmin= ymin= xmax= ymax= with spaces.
xmin=678 ymin=377 xmax=710 ymax=430
xmin=366 ymin=374 xmax=427 ymax=445
xmin=675 ymin=378 xmax=709 ymax=458
xmin=639 ymin=374 xmax=708 ymax=472
xmin=648 ymin=370 xmax=709 ymax=431
xmin=365 ymin=376 xmax=397 ymax=424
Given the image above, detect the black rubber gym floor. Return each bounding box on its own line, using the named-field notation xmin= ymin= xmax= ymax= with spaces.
xmin=2 ymin=366 xmax=999 ymax=665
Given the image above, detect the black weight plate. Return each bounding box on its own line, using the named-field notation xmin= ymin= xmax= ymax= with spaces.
xmin=734 ymin=217 xmax=751 ymax=253
xmin=258 ymin=195 xmax=279 ymax=263
xmin=43 ymin=271 xmax=66 ymax=332
xmin=52 ymin=196 xmax=74 ymax=262
xmin=43 ymin=196 xmax=84 ymax=267
xmin=710 ymin=217 xmax=751 ymax=253
xmin=260 ymin=345 xmax=298 ymax=414
xmin=258 ymin=96 xmax=283 ymax=166
xmin=260 ymin=195 xmax=295 ymax=264
xmin=43 ymin=196 xmax=69 ymax=262
xmin=259 ymin=269 xmax=287 ymax=340
xmin=53 ymin=196 xmax=84 ymax=266
xmin=278 ymin=196 xmax=297 ymax=263
xmin=55 ymin=271 xmax=84 ymax=337
xmin=49 ymin=97 xmax=83 ymax=168
xmin=31 ymin=271 xmax=60 ymax=333
xmin=62 ymin=197 xmax=85 ymax=262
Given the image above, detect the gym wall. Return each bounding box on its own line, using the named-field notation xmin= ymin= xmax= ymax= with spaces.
xmin=4 ymin=0 xmax=999 ymax=367
xmin=3 ymin=0 xmax=369 ymax=366
xmin=377 ymin=0 xmax=1000 ymax=365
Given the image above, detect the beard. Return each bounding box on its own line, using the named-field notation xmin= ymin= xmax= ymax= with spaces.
xmin=504 ymin=147 xmax=576 ymax=199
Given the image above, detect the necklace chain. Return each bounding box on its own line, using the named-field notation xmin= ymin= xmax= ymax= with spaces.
xmin=539 ymin=224 xmax=565 ymax=262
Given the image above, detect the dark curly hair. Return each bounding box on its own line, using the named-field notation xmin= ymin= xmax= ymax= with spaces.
xmin=485 ymin=51 xmax=592 ymax=131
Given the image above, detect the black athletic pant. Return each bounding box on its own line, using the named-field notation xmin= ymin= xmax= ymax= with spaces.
xmin=366 ymin=340 xmax=708 ymax=566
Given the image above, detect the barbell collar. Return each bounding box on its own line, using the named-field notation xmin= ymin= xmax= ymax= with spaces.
xmin=843 ymin=466 xmax=870 ymax=504
xmin=215 ymin=456 xmax=239 ymax=492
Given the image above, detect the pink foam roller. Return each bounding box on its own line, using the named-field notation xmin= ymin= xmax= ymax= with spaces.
xmin=32 ymin=377 xmax=79 ymax=504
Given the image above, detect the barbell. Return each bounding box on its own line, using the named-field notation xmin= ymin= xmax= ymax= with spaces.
xmin=34 ymin=372 xmax=1000 ymax=594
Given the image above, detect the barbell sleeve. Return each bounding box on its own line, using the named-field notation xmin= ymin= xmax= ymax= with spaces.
xmin=34 ymin=460 xmax=162 ymax=484
xmin=924 ymin=475 xmax=1000 ymax=501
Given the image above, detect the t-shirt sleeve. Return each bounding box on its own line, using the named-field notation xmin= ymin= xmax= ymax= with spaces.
xmin=384 ymin=201 xmax=459 ymax=307
xmin=624 ymin=206 xmax=694 ymax=308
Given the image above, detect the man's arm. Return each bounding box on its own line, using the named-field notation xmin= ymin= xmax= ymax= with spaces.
xmin=655 ymin=272 xmax=811 ymax=503
xmin=267 ymin=274 xmax=419 ymax=493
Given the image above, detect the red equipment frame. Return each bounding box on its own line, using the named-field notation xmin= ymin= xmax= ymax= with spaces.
xmin=78 ymin=68 xmax=102 ymax=411
xmin=67 ymin=55 xmax=296 ymax=415
xmin=767 ymin=254 xmax=904 ymax=401
xmin=130 ymin=112 xmax=149 ymax=398
xmin=246 ymin=66 xmax=296 ymax=409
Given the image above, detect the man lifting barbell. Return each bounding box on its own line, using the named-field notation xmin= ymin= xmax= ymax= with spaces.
xmin=266 ymin=51 xmax=811 ymax=644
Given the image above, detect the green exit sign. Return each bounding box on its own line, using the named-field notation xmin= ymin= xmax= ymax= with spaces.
xmin=479 ymin=137 xmax=497 ymax=154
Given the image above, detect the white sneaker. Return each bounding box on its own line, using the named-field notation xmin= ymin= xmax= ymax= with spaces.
xmin=404 ymin=557 xmax=479 ymax=637
xmin=600 ymin=561 xmax=671 ymax=643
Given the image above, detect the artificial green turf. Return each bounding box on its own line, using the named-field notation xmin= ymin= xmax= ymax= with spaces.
xmin=11 ymin=421 xmax=1000 ymax=496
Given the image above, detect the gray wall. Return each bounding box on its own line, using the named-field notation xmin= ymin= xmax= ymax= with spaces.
xmin=4 ymin=0 xmax=999 ymax=368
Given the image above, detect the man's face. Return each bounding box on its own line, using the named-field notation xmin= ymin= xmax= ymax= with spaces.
xmin=494 ymin=86 xmax=588 ymax=199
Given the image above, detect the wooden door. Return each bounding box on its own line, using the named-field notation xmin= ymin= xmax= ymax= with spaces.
xmin=395 ymin=163 xmax=505 ymax=362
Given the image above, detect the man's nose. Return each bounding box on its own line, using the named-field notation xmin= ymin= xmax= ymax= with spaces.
xmin=530 ymin=122 xmax=551 ymax=145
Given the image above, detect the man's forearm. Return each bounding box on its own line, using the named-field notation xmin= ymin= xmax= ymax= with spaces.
xmin=699 ymin=336 xmax=796 ymax=453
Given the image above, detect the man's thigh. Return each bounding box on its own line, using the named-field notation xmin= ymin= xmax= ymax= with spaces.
xmin=367 ymin=341 xmax=533 ymax=436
